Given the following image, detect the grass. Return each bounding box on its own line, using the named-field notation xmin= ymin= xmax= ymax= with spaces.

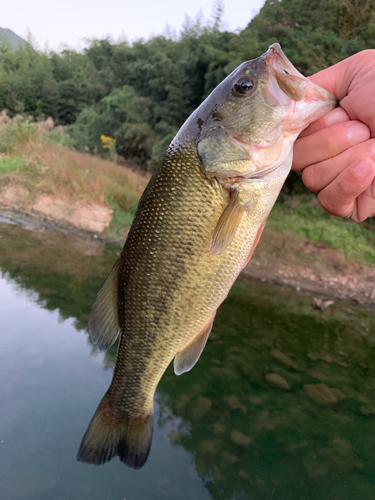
xmin=0 ymin=155 xmax=29 ymax=173
xmin=0 ymin=112 xmax=149 ymax=239
xmin=0 ymin=143 xmax=148 ymax=239
xmin=269 ymin=197 xmax=375 ymax=264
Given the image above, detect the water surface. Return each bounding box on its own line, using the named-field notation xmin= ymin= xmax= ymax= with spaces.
xmin=1 ymin=222 xmax=375 ymax=500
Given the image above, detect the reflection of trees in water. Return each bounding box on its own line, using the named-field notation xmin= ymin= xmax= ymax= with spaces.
xmin=103 ymin=281 xmax=375 ymax=500
xmin=2 ymin=222 xmax=375 ymax=499
xmin=0 ymin=222 xmax=118 ymax=331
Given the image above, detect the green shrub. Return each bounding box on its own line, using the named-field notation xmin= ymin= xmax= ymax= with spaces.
xmin=0 ymin=155 xmax=29 ymax=173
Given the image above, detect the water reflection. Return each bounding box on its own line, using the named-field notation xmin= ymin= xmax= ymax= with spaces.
xmin=104 ymin=279 xmax=375 ymax=500
xmin=1 ymin=221 xmax=375 ymax=500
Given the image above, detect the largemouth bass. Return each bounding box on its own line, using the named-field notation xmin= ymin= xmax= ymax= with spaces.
xmin=77 ymin=44 xmax=336 ymax=469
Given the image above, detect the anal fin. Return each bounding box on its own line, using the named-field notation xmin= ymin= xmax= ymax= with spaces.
xmin=89 ymin=259 xmax=121 ymax=351
xmin=210 ymin=192 xmax=246 ymax=256
xmin=174 ymin=317 xmax=215 ymax=375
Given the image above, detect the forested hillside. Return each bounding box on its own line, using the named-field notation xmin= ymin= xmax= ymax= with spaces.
xmin=0 ymin=0 xmax=374 ymax=169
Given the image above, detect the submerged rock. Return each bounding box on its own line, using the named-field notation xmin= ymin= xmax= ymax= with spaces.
xmin=223 ymin=395 xmax=247 ymax=412
xmin=174 ymin=394 xmax=190 ymax=412
xmin=304 ymin=438 xmax=362 ymax=478
xmin=238 ymin=470 xmax=249 ymax=479
xmin=303 ymin=454 xmax=331 ymax=479
xmin=360 ymin=406 xmax=375 ymax=416
xmin=221 ymin=452 xmax=239 ymax=464
xmin=322 ymin=354 xmax=333 ymax=363
xmin=265 ymin=373 xmax=291 ymax=390
xmin=200 ymin=440 xmax=221 ymax=455
xmin=330 ymin=388 xmax=345 ymax=401
xmin=307 ymin=352 xmax=320 ymax=360
xmin=327 ymin=438 xmax=362 ymax=471
xmin=248 ymin=395 xmax=263 ymax=405
xmin=231 ymin=430 xmax=253 ymax=446
xmin=270 ymin=349 xmax=299 ymax=370
xmin=303 ymin=383 xmax=345 ymax=406
xmin=189 ymin=396 xmax=212 ymax=420
xmin=213 ymin=422 xmax=226 ymax=434
xmin=211 ymin=465 xmax=223 ymax=482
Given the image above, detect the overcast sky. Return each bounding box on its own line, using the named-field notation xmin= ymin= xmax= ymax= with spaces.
xmin=2 ymin=0 xmax=264 ymax=51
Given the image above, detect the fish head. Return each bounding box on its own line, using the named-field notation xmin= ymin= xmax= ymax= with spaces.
xmin=194 ymin=43 xmax=337 ymax=182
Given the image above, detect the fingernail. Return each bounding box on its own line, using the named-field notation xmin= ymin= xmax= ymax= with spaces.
xmin=326 ymin=108 xmax=348 ymax=126
xmin=347 ymin=123 xmax=370 ymax=144
xmin=353 ymin=160 xmax=373 ymax=178
xmin=371 ymin=142 xmax=375 ymax=154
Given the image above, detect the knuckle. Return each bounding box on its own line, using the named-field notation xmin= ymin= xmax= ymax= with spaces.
xmin=318 ymin=191 xmax=350 ymax=218
xmin=318 ymin=192 xmax=340 ymax=217
xmin=317 ymin=192 xmax=333 ymax=213
xmin=335 ymin=176 xmax=354 ymax=198
xmin=302 ymin=166 xmax=319 ymax=192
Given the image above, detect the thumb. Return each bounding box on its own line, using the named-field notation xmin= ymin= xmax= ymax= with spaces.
xmin=308 ymin=50 xmax=375 ymax=137
xmin=307 ymin=57 xmax=352 ymax=101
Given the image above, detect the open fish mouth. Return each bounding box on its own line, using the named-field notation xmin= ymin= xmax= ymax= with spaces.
xmin=263 ymin=43 xmax=336 ymax=106
xmin=266 ymin=43 xmax=305 ymax=80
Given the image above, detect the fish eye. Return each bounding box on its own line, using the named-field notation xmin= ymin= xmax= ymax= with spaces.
xmin=232 ymin=76 xmax=257 ymax=97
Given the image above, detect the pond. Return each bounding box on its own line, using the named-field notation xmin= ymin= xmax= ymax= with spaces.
xmin=1 ymin=220 xmax=375 ymax=500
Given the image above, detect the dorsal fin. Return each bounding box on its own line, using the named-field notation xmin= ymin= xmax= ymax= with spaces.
xmin=174 ymin=318 xmax=215 ymax=375
xmin=210 ymin=192 xmax=246 ymax=256
xmin=88 ymin=259 xmax=121 ymax=351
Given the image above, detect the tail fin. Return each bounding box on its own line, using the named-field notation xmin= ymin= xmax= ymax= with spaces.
xmin=77 ymin=395 xmax=153 ymax=470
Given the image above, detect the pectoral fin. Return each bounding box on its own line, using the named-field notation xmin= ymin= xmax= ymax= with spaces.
xmin=210 ymin=192 xmax=246 ymax=256
xmin=88 ymin=259 xmax=121 ymax=351
xmin=174 ymin=318 xmax=215 ymax=375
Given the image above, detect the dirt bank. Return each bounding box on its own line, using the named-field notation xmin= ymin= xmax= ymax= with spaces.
xmin=245 ymin=230 xmax=375 ymax=310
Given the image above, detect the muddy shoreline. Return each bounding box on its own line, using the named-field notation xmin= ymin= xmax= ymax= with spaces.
xmin=0 ymin=208 xmax=374 ymax=312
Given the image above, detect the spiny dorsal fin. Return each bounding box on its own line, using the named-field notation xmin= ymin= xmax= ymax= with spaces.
xmin=89 ymin=259 xmax=121 ymax=351
xmin=210 ymin=192 xmax=246 ymax=256
xmin=174 ymin=318 xmax=215 ymax=375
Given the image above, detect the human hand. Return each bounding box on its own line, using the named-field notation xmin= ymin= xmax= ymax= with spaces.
xmin=292 ymin=50 xmax=375 ymax=222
